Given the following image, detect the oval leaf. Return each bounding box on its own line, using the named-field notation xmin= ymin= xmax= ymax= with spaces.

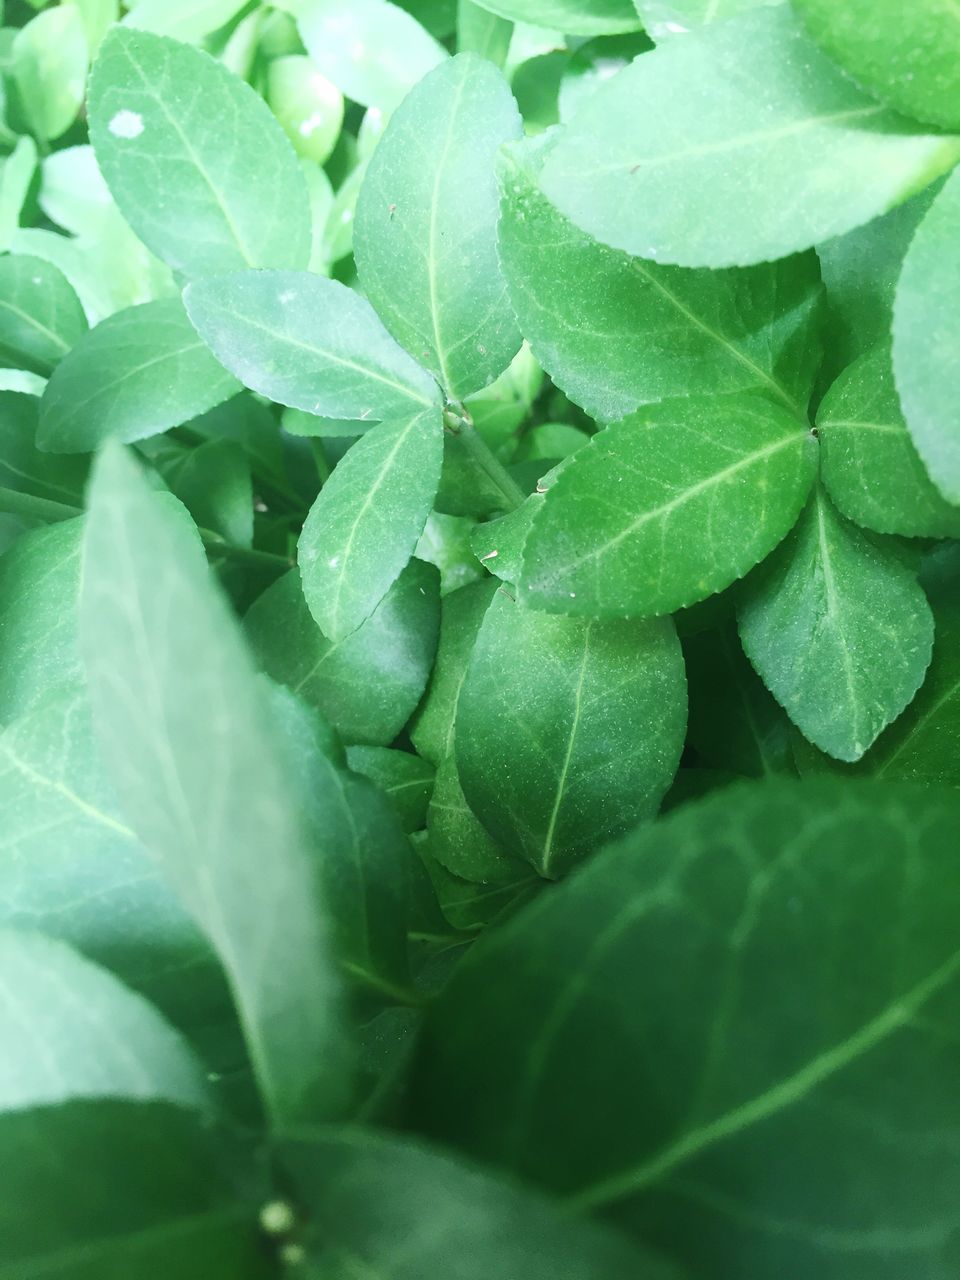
xmin=0 ymin=255 xmax=88 ymax=375
xmin=88 ymin=27 xmax=311 ymax=275
xmin=456 ymin=591 xmax=686 ymax=877
xmin=541 ymin=7 xmax=960 ymax=267
xmin=520 ymin=392 xmax=817 ymax=618
xmin=738 ymin=490 xmax=935 ymax=762
xmin=298 ymin=408 xmax=444 ymax=642
xmin=355 ymin=54 xmax=523 ymax=399
xmin=38 ymin=298 xmax=240 ymax=453
xmin=184 ymin=270 xmax=440 ymax=422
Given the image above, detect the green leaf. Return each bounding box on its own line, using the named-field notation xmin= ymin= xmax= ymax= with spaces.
xmin=428 ymin=752 xmax=525 ymax=882
xmin=266 ymin=55 xmax=344 ymax=165
xmin=409 ymin=778 xmax=960 ymax=1280
xmin=795 ymin=594 xmax=960 ymax=789
xmin=2 ymin=1101 xmax=271 ymax=1279
xmin=38 ymin=298 xmax=240 ymax=454
xmin=355 ymin=54 xmax=522 ymax=400
xmin=123 ymin=0 xmax=251 ymax=43
xmin=457 ymin=0 xmax=513 ymax=65
xmin=414 ymin=510 xmax=486 ymax=595
xmin=818 ymin=345 xmax=960 ymax=539
xmin=268 ymin=688 xmax=413 ymax=1001
xmin=298 ymin=408 xmax=444 ymax=643
xmin=462 ymin=0 xmax=641 ymax=35
xmin=162 ymin=438 xmax=254 ymax=549
xmin=817 ymin=184 xmax=937 ymax=381
xmin=280 ymin=1128 xmax=674 ymax=1279
xmin=519 ymin=392 xmax=818 ymax=618
xmin=12 ymin=6 xmax=88 ymax=142
xmin=738 ymin=490 xmax=935 ymax=762
xmin=0 ymin=929 xmax=210 ymax=1113
xmin=296 ymin=0 xmax=447 ymax=112
xmin=0 ymin=137 xmax=38 ymax=254
xmin=456 ymin=591 xmax=686 ymax=877
xmin=0 ymin=517 xmax=83 ymax=724
xmin=633 ymin=0 xmax=781 ymax=39
xmin=540 ymin=7 xmax=960 ymax=267
xmin=471 ymin=491 xmax=545 ymax=586
xmin=794 ymin=0 xmax=960 ymax=131
xmin=246 ymin=561 xmax=440 ymax=746
xmin=0 ymin=390 xmax=88 ymax=506
xmin=80 ymin=445 xmax=350 ymax=1127
xmin=184 ymin=269 xmax=440 ymax=421
xmin=345 ymin=745 xmax=435 ymax=834
xmin=88 ymin=28 xmax=311 ymax=275
xmin=893 ymin=166 xmax=960 ymax=505
xmin=0 ymin=255 xmax=88 ymax=376
xmin=0 ymin=688 xmax=227 ymax=1040
xmin=498 ymin=136 xmax=823 ymax=422
xmin=410 ymin=576 xmax=498 ymax=766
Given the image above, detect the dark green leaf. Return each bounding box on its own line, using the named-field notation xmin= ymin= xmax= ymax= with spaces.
xmin=298 ymin=408 xmax=443 ymax=642
xmin=0 ymin=390 xmax=88 ymax=506
xmin=88 ymin=27 xmax=311 ymax=274
xmin=540 ymin=7 xmax=960 ymax=267
xmin=38 ymin=298 xmax=240 ymax=454
xmin=520 ymin=392 xmax=817 ymax=618
xmin=246 ymin=561 xmax=439 ymax=746
xmin=738 ymin=490 xmax=935 ymax=761
xmin=355 ymin=54 xmax=522 ymax=399
xmin=456 ymin=591 xmax=686 ymax=876
xmin=427 ymin=752 xmax=525 ymax=882
xmin=81 ymin=445 xmax=350 ymax=1127
xmin=1 ymin=1101 xmax=271 ymax=1279
xmin=345 ymin=746 xmax=436 ymax=834
xmin=410 ymin=777 xmax=960 ymax=1280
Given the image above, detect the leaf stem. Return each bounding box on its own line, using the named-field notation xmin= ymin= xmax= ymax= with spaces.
xmin=443 ymin=405 xmax=525 ymax=512
xmin=0 ymin=486 xmax=291 ymax=570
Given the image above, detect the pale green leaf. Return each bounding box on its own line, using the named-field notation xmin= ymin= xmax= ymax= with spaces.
xmin=355 ymin=54 xmax=522 ymax=400
xmin=12 ymin=6 xmax=88 ymax=142
xmin=280 ymin=1128 xmax=674 ymax=1279
xmin=88 ymin=28 xmax=311 ymax=275
xmin=184 ymin=270 xmax=440 ymax=421
xmin=499 ymin=135 xmax=823 ymax=421
xmin=738 ymin=490 xmax=935 ymax=761
xmin=0 ymin=255 xmax=88 ymax=375
xmin=456 ymin=591 xmax=686 ymax=876
xmin=410 ymin=777 xmax=960 ymax=1280
xmin=266 ymin=55 xmax=344 ymax=165
xmin=0 ymin=929 xmax=210 ymax=1113
xmin=123 ymin=0 xmax=250 ymax=43
xmin=38 ymin=298 xmax=240 ymax=454
xmin=634 ymin=0 xmax=781 ymax=39
xmin=540 ymin=7 xmax=960 ymax=267
xmin=0 ymin=391 xmax=88 ymax=507
xmin=0 ymin=137 xmax=37 ymax=254
xmin=819 ymin=345 xmax=960 ymax=538
xmin=298 ymin=408 xmax=444 ymax=642
xmin=893 ymin=165 xmax=960 ymax=504
xmin=80 ymin=445 xmax=351 ymax=1127
xmin=296 ymin=0 xmax=447 ymax=111
xmin=245 ymin=560 xmax=440 ymax=746
xmin=463 ymin=0 xmax=641 ymax=35
xmin=0 ymin=517 xmax=83 ymax=725
xmin=457 ymin=0 xmax=513 ymax=65
xmin=520 ymin=392 xmax=818 ymax=618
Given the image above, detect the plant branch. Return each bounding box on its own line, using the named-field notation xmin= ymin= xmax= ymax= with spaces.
xmin=443 ymin=405 xmax=525 ymax=512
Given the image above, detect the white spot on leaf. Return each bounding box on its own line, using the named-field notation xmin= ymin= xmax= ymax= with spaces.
xmin=108 ymin=109 xmax=144 ymax=139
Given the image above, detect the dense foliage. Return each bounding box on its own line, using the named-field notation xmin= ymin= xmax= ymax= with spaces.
xmin=1 ymin=1 xmax=959 ymax=1276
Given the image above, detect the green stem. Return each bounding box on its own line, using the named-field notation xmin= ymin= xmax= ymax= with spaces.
xmin=444 ymin=407 xmax=525 ymax=512
xmin=0 ymin=487 xmax=291 ymax=570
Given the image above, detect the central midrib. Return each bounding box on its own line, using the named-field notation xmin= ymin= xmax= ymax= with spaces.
xmin=568 ymin=940 xmax=960 ymax=1211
